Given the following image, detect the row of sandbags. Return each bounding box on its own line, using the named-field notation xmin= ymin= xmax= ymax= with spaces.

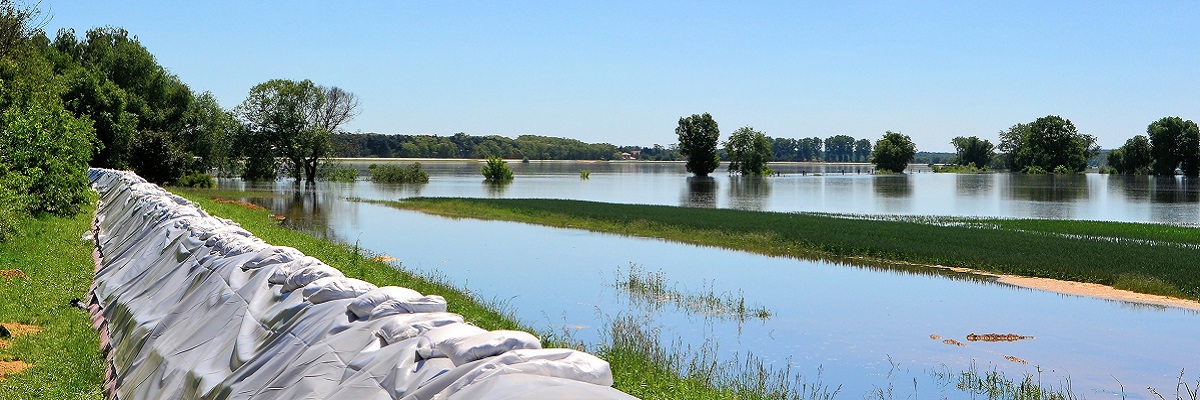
xmin=86 ymin=168 xmax=636 ymax=400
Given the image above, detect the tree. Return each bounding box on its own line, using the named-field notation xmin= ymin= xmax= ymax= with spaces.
xmin=950 ymin=136 xmax=995 ymax=168
xmin=824 ymin=135 xmax=855 ymax=162
xmin=870 ymin=131 xmax=916 ymax=173
xmin=999 ymin=115 xmax=1097 ymax=173
xmin=675 ymin=113 xmax=720 ymax=177
xmin=1110 ymin=135 xmax=1152 ymax=175
xmin=58 ymin=64 xmax=136 ymax=168
xmin=724 ymin=126 xmax=773 ymax=176
xmin=234 ymin=79 xmax=332 ymax=182
xmin=178 ymin=91 xmax=237 ymax=173
xmin=0 ymin=0 xmax=42 ymax=59
xmin=1148 ymin=116 xmax=1200 ymax=176
xmin=854 ymin=139 xmax=872 ymax=162
xmin=128 ymin=130 xmax=188 ymax=183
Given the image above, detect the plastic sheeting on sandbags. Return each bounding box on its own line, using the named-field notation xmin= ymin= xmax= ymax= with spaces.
xmin=86 ymin=168 xmax=637 ymax=400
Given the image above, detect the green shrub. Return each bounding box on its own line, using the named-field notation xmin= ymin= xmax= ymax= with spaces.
xmin=318 ymin=162 xmax=359 ymax=182
xmin=481 ymin=157 xmax=513 ymax=182
xmin=0 ymin=86 xmax=95 ymax=218
xmin=580 ymin=169 xmax=590 ymax=180
xmin=0 ymin=169 xmax=32 ymax=240
xmin=1022 ymin=165 xmax=1048 ymax=174
xmin=369 ymin=162 xmax=429 ymax=183
xmin=1052 ymin=165 xmax=1073 ymax=175
xmin=175 ymin=172 xmax=215 ymax=188
xmin=932 ymin=163 xmax=987 ymax=173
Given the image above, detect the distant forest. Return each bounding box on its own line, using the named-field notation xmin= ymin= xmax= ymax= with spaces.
xmin=331 ymin=132 xmax=901 ymax=163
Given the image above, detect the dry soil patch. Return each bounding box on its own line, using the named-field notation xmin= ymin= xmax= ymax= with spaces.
xmin=0 ymin=269 xmax=27 ymax=280
xmin=0 ymin=322 xmax=41 ymax=381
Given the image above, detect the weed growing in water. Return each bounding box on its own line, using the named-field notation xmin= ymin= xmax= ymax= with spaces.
xmin=1149 ymin=369 xmax=1200 ymax=400
xmin=594 ymin=315 xmax=840 ymax=400
xmin=612 ymin=263 xmax=773 ymax=322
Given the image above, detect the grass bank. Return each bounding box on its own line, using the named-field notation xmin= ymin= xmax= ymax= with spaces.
xmin=365 ymin=197 xmax=1200 ymax=301
xmin=0 ymin=204 xmax=103 ymax=399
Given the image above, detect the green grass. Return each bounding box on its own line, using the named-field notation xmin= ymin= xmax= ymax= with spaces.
xmin=366 ymin=197 xmax=1200 ymax=301
xmin=613 ymin=263 xmax=773 ymax=322
xmin=0 ymin=204 xmax=104 ymax=400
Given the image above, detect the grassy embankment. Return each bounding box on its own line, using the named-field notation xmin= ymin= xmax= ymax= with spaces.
xmin=0 ymin=204 xmax=104 ymax=399
xmin=173 ymin=188 xmax=827 ymax=399
xmin=365 ymin=197 xmax=1200 ymax=302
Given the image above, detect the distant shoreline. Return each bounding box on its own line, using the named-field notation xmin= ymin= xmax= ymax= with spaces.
xmin=330 ymin=157 xmax=884 ymax=166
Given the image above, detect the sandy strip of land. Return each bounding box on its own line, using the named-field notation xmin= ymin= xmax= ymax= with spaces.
xmin=996 ymin=275 xmax=1200 ymax=311
xmin=937 ymin=266 xmax=1200 ymax=311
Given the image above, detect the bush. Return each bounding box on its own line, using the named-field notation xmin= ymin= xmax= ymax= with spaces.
xmin=369 ymin=162 xmax=428 ymax=183
xmin=175 ymin=172 xmax=215 ymax=188
xmin=481 ymin=157 xmax=513 ymax=182
xmin=1022 ymin=165 xmax=1048 ymax=174
xmin=318 ymin=162 xmax=359 ymax=182
xmin=0 ymin=88 xmax=95 ymax=218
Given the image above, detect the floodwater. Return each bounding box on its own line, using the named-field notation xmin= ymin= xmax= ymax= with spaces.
xmin=218 ymin=160 xmax=1200 ymax=398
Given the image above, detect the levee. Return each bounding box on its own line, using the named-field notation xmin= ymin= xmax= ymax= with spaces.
xmin=85 ymin=168 xmax=635 ymax=400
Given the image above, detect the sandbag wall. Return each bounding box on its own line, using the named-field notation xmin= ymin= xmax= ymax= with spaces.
xmin=86 ymin=168 xmax=635 ymax=400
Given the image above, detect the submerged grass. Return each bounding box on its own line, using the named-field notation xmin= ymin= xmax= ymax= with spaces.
xmin=0 ymin=203 xmax=104 ymax=399
xmin=614 ymin=263 xmax=772 ymax=322
xmin=594 ymin=315 xmax=840 ymax=400
xmin=369 ymin=197 xmax=1200 ymax=301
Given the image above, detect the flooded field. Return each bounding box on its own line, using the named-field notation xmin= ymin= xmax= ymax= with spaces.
xmin=216 ymin=161 xmax=1200 ymax=398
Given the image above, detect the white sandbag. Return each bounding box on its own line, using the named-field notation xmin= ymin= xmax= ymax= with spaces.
xmin=376 ymin=313 xmax=465 ymax=345
xmin=438 ymin=330 xmax=542 ymax=366
xmin=348 ymin=286 xmax=423 ymax=319
xmin=415 ymin=324 xmax=488 ymax=360
xmin=436 ymin=348 xmax=615 ymax=399
xmin=265 ymin=255 xmax=325 ymax=284
xmin=301 ymin=277 xmax=379 ymax=304
xmin=369 ymin=295 xmax=448 ymax=319
xmin=281 ymin=264 xmax=344 ymax=293
xmin=246 ymin=247 xmax=310 ymax=271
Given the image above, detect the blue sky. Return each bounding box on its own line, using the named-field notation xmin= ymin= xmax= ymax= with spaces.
xmin=41 ymin=1 xmax=1199 ymax=152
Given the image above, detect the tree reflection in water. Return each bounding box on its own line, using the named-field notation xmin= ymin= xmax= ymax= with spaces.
xmin=681 ymin=176 xmax=717 ymax=208
xmin=727 ymin=176 xmax=771 ymax=211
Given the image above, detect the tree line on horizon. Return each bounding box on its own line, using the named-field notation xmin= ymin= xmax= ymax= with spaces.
xmin=329 ymin=131 xmax=880 ymax=163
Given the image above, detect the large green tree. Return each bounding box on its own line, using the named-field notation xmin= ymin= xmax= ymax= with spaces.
xmin=870 ymin=131 xmax=916 ymax=173
xmin=1107 ymin=135 xmax=1152 ymax=175
xmin=675 ymin=113 xmax=720 ymax=177
xmin=0 ymin=1 xmax=97 ymax=239
xmin=178 ymin=91 xmax=237 ymax=173
xmin=854 ymin=138 xmax=872 ymax=162
xmin=724 ymin=126 xmax=773 ymax=176
xmin=824 ymin=135 xmax=855 ymax=162
xmin=235 ymin=80 xmax=360 ymax=182
xmin=999 ymin=115 xmax=1097 ymax=173
xmin=1147 ymin=116 xmax=1200 ymax=176
xmin=235 ymin=79 xmax=323 ymax=181
xmin=950 ymin=136 xmax=995 ymax=168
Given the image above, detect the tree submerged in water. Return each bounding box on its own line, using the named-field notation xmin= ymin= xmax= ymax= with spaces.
xmin=369 ymin=163 xmax=428 ymax=183
xmin=481 ymin=157 xmax=513 ymax=182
